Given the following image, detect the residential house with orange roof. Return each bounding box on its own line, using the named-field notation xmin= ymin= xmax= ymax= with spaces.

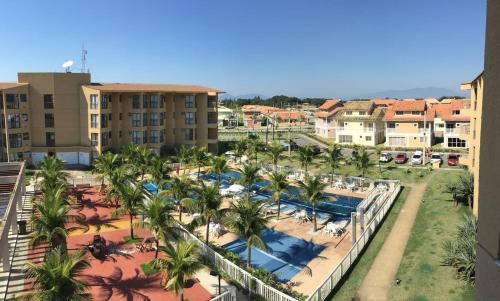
xmin=432 ymin=99 xmax=471 ymax=148
xmin=241 ymin=105 xmax=306 ymax=129
xmin=383 ymin=100 xmax=434 ymax=147
xmin=314 ymin=99 xmax=343 ymax=139
xmin=335 ymin=100 xmax=385 ymax=146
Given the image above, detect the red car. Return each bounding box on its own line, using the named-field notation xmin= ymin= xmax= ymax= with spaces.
xmin=395 ymin=153 xmax=407 ymax=164
xmin=447 ymin=154 xmax=460 ymax=166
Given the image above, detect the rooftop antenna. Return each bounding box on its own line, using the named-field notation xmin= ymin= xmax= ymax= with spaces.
xmin=62 ymin=60 xmax=74 ymax=73
xmin=81 ymin=44 xmax=88 ymax=73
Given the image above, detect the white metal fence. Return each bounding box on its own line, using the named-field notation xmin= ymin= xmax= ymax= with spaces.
xmin=305 ymin=182 xmax=401 ymax=301
xmin=209 ymin=287 xmax=237 ymax=301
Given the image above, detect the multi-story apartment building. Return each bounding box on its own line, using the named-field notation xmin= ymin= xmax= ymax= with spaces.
xmin=314 ymin=99 xmax=343 ymax=139
xmin=335 ymin=101 xmax=385 ymax=146
xmin=0 ymin=72 xmax=222 ymax=165
xmin=432 ymin=99 xmax=471 ymax=149
xmin=383 ymin=100 xmax=433 ymax=148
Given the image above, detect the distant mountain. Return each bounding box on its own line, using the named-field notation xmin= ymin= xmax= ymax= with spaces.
xmin=219 ymin=93 xmax=267 ymax=100
xmin=354 ymin=87 xmax=467 ymax=99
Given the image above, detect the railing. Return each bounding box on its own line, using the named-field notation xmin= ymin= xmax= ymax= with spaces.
xmin=337 ymin=127 xmax=374 ymax=133
xmin=305 ymin=182 xmax=401 ymax=301
xmin=209 ymin=287 xmax=237 ymax=301
xmin=445 ymin=127 xmax=470 ymax=134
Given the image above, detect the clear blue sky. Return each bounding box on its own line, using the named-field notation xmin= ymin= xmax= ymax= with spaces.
xmin=0 ymin=0 xmax=486 ymax=98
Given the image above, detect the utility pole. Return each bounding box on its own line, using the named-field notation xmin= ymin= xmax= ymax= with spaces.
xmin=288 ymin=106 xmax=292 ymax=157
xmin=423 ymin=108 xmax=427 ymax=165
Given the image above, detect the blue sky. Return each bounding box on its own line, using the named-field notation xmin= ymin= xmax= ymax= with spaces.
xmin=0 ymin=0 xmax=486 ymax=98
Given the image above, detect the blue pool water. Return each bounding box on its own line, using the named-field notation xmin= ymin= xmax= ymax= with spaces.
xmin=223 ymin=228 xmax=325 ymax=282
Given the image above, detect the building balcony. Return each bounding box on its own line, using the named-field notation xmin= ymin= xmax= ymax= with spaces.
xmin=338 ymin=127 xmax=375 ymax=133
xmin=446 ymin=127 xmax=470 ymax=135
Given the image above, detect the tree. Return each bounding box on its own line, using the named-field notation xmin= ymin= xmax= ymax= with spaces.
xmin=36 ymin=156 xmax=69 ymax=191
xmin=92 ymin=152 xmax=122 ymax=190
xmin=192 ymin=146 xmax=209 ymax=181
xmin=323 ymin=144 xmax=343 ymax=185
xmin=238 ymin=163 xmax=262 ymax=198
xmin=375 ymin=146 xmax=383 ymax=174
xmin=448 ymin=171 xmax=475 ymax=211
xmin=298 ymin=176 xmax=330 ymax=232
xmin=112 ymin=183 xmax=144 ymax=239
xmin=209 ymin=155 xmax=230 ymax=187
xmin=187 ymin=184 xmax=225 ymax=244
xmin=163 ymin=176 xmax=193 ymax=222
xmin=16 ymin=249 xmax=91 ymax=301
xmin=263 ymin=172 xmax=289 ymax=219
xmin=104 ymin=167 xmax=129 ymax=208
xmin=176 ymin=145 xmax=193 ymax=175
xmin=246 ymin=137 xmax=264 ymax=164
xmin=297 ymin=144 xmax=314 ymax=176
xmin=267 ymin=142 xmax=284 ymax=171
xmin=225 ymin=197 xmax=270 ymax=268
xmin=232 ymin=139 xmax=247 ymax=163
xmin=124 ymin=144 xmax=153 ymax=180
xmin=149 ymin=156 xmax=172 ymax=187
xmin=355 ymin=148 xmax=371 ymax=178
xmin=153 ymin=241 xmax=203 ymax=301
xmin=135 ymin=195 xmax=175 ymax=258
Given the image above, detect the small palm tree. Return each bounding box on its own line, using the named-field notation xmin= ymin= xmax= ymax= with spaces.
xmin=176 ymin=145 xmax=193 ymax=175
xmin=153 ymin=241 xmax=204 ymax=301
xmin=267 ymin=142 xmax=284 ymax=171
xmin=238 ymin=163 xmax=262 ymax=198
xmin=16 ymin=248 xmax=91 ymax=301
xmin=187 ymin=184 xmax=225 ymax=244
xmin=124 ymin=144 xmax=152 ymax=180
xmin=209 ymin=155 xmax=230 ymax=187
xmin=451 ymin=171 xmax=475 ymax=211
xmin=135 ymin=195 xmax=175 ymax=258
xmin=355 ymin=149 xmax=371 ymax=178
xmin=246 ymin=137 xmax=264 ymax=164
xmin=232 ymin=139 xmax=247 ymax=163
xmin=104 ymin=167 xmax=128 ymax=208
xmin=92 ymin=152 xmax=122 ymax=190
xmin=192 ymin=146 xmax=209 ymax=181
xmin=225 ymin=197 xmax=270 ymax=268
xmin=323 ymin=144 xmax=343 ymax=185
xmin=163 ymin=176 xmax=193 ymax=222
xmin=112 ymin=183 xmax=144 ymax=239
xmin=36 ymin=156 xmax=69 ymax=191
xmin=298 ymin=176 xmax=331 ymax=232
xmin=149 ymin=156 xmax=172 ymax=186
xmin=374 ymin=146 xmax=383 ymax=174
xmin=297 ymin=144 xmax=315 ymax=176
xmin=263 ymin=172 xmax=289 ymax=219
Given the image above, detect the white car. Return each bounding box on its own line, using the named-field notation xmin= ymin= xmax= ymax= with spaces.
xmin=411 ymin=151 xmax=423 ymax=165
xmin=379 ymin=152 xmax=393 ymax=163
xmin=430 ymin=153 xmax=442 ymax=165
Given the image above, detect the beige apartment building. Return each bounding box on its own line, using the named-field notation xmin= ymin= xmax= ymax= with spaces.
xmin=0 ymin=72 xmax=222 ymax=165
xmin=335 ymin=101 xmax=385 ymax=146
xmin=314 ymin=99 xmax=343 ymax=139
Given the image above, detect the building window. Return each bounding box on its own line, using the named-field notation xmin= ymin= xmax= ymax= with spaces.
xmin=185 ymin=112 xmax=195 ymax=125
xmin=345 ymin=111 xmax=352 ymax=115
xmin=150 ymin=130 xmax=159 ymax=143
xmin=9 ymin=133 xmax=23 ymax=148
xmin=20 ymin=94 xmax=27 ymax=102
xmin=160 ymin=129 xmax=165 ymax=143
xmin=339 ymin=135 xmax=353 ymax=143
xmin=184 ymin=128 xmax=194 ymax=140
xmin=420 ymin=137 xmax=425 ymax=143
xmin=108 ymin=113 xmax=112 ymax=121
xmin=91 ymin=133 xmax=98 ymax=146
xmin=149 ymin=113 xmax=159 ymax=126
xmin=160 ymin=95 xmax=165 ymax=108
xmin=412 ymin=111 xmax=422 ymax=115
xmin=452 ymin=110 xmax=460 ymax=115
xmin=365 ymin=136 xmax=372 ymax=141
xmin=132 ymin=95 xmax=141 ymax=109
xmin=447 ymin=137 xmax=466 ymax=148
xmin=359 ymin=111 xmax=366 ymax=116
xmin=90 ymin=114 xmax=99 ymax=128
xmin=101 ymin=95 xmax=109 ymax=109
xmin=45 ymin=113 xmax=54 ymax=128
xmin=119 ymin=113 xmax=122 ymax=121
xmin=143 ymin=95 xmax=150 ymax=109
xmin=143 ymin=113 xmax=148 ymax=126
xmin=131 ymin=113 xmax=141 ymax=127
xmin=90 ymin=94 xmax=98 ymax=109
xmin=46 ymin=132 xmax=55 ymax=147
xmin=150 ymin=95 xmax=159 ymax=108
xmin=22 ymin=114 xmax=28 ymax=122
xmin=185 ymin=95 xmax=194 ymax=108
xmin=395 ymin=111 xmax=403 ymax=115
xmin=23 ymin=132 xmax=29 ymax=140
xmin=43 ymin=94 xmax=54 ymax=109
xmin=6 ymin=94 xmax=19 ymax=109
xmin=132 ymin=131 xmax=142 ymax=144
xmin=101 ymin=114 xmax=108 ymax=128
xmin=101 ymin=132 xmax=109 ymax=146
xmin=143 ymin=131 xmax=148 ymax=143
xmin=7 ymin=114 xmax=21 ymax=129
xmin=159 ymin=112 xmax=165 ymax=126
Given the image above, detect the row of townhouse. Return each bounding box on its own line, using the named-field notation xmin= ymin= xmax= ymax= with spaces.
xmin=314 ymin=98 xmax=471 ymax=148
xmin=241 ymin=105 xmax=307 ymax=128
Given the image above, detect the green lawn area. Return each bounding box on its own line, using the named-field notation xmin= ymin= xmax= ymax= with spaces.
xmin=328 ymin=187 xmax=410 ymax=301
xmin=388 ymin=170 xmax=474 ymax=301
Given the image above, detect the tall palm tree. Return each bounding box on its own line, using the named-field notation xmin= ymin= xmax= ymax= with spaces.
xmin=355 ymin=149 xmax=371 ymax=178
xmin=238 ymin=163 xmax=262 ymax=198
xmin=323 ymin=144 xmax=343 ymax=185
xmin=134 ymin=195 xmax=175 ymax=258
xmin=267 ymin=142 xmax=284 ymax=171
xmin=209 ymin=155 xmax=230 ymax=187
xmin=188 ymin=183 xmax=225 ymax=244
xmin=124 ymin=144 xmax=152 ymax=180
xmin=298 ymin=176 xmax=330 ymax=232
xmin=92 ymin=152 xmax=122 ymax=190
xmin=163 ymin=176 xmax=193 ymax=222
xmin=16 ymin=249 xmax=91 ymax=301
xmin=246 ymin=137 xmax=264 ymax=164
xmin=153 ymin=241 xmax=203 ymax=301
xmin=36 ymin=156 xmax=69 ymax=190
xmin=263 ymin=172 xmax=289 ymax=219
xmin=192 ymin=146 xmax=209 ymax=181
xmin=104 ymin=167 xmax=128 ymax=208
xmin=112 ymin=183 xmax=144 ymax=239
xmin=225 ymin=197 xmax=270 ymax=268
xmin=232 ymin=139 xmax=247 ymax=163
xmin=176 ymin=145 xmax=193 ymax=175
xmin=297 ymin=144 xmax=314 ymax=176
xmin=149 ymin=156 xmax=172 ymax=187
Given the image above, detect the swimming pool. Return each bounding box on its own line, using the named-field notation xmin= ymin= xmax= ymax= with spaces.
xmin=223 ymin=228 xmax=325 ymax=282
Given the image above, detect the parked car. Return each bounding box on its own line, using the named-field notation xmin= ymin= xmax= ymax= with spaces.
xmin=430 ymin=153 xmax=443 ymax=165
xmin=447 ymin=154 xmax=460 ymax=166
xmin=411 ymin=151 xmax=423 ymax=165
xmin=350 ymin=150 xmax=359 ymax=163
xmin=379 ymin=152 xmax=393 ymax=163
xmin=311 ymin=145 xmax=322 ymax=155
xmin=281 ymin=141 xmax=298 ymax=151
xmin=395 ymin=153 xmax=407 ymax=164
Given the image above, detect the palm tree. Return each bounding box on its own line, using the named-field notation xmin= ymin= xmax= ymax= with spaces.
xmin=112 ymin=183 xmax=144 ymax=239
xmin=445 ymin=182 xmax=460 ymax=207
xmin=298 ymin=176 xmax=330 ymax=232
xmin=124 ymin=144 xmax=152 ymax=180
xmin=263 ymin=172 xmax=289 ymax=219
xmin=135 ymin=195 xmax=175 ymax=258
xmin=246 ymin=136 xmax=264 ymax=164
xmin=192 ymin=146 xmax=209 ymax=181
xmin=149 ymin=156 xmax=172 ymax=187
xmin=153 ymin=241 xmax=203 ymax=301
xmin=238 ymin=163 xmax=262 ymax=198
xmin=374 ymin=146 xmax=383 ymax=174
xmin=30 ymin=186 xmax=86 ymax=252
xmin=104 ymin=167 xmax=128 ymax=208
xmin=176 ymin=145 xmax=193 ymax=175
xmin=92 ymin=152 xmax=121 ymax=191
xmin=355 ymin=149 xmax=371 ymax=178
xmin=233 ymin=139 xmax=247 ymax=163
xmin=36 ymin=156 xmax=69 ymax=190
xmin=297 ymin=144 xmax=314 ymax=176
xmin=453 ymin=171 xmax=475 ymax=211
xmin=188 ymin=184 xmax=225 ymax=244
xmin=163 ymin=176 xmax=193 ymax=222
xmin=209 ymin=155 xmax=230 ymax=187
xmin=267 ymin=142 xmax=284 ymax=171
xmin=323 ymin=144 xmax=343 ymax=185
xmin=16 ymin=248 xmax=91 ymax=301
xmin=225 ymin=197 xmax=269 ymax=268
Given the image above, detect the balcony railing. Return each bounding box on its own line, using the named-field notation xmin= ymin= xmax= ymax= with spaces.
xmin=446 ymin=127 xmax=470 ymax=134
xmin=338 ymin=127 xmax=374 ymax=133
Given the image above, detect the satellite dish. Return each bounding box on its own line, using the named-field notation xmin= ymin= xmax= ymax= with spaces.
xmin=62 ymin=60 xmax=74 ymax=72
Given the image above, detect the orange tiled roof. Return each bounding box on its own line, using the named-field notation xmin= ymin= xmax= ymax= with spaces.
xmin=0 ymin=82 xmax=28 ymax=90
xmin=318 ymin=99 xmax=340 ymax=110
xmin=432 ymin=100 xmax=471 ymax=122
xmin=314 ymin=107 xmax=342 ymax=118
xmin=271 ymin=111 xmax=306 ymax=120
xmin=84 ymin=83 xmax=223 ymax=93
xmin=383 ymin=100 xmax=433 ymax=121
xmin=241 ymin=105 xmax=279 ymax=114
xmin=372 ymin=98 xmax=398 ymax=106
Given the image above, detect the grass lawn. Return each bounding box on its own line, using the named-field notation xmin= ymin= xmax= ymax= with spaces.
xmin=388 ymin=169 xmax=474 ymax=301
xmin=328 ymin=187 xmax=410 ymax=301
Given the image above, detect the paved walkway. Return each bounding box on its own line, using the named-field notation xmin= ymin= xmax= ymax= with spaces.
xmin=356 ymin=180 xmax=428 ymax=301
